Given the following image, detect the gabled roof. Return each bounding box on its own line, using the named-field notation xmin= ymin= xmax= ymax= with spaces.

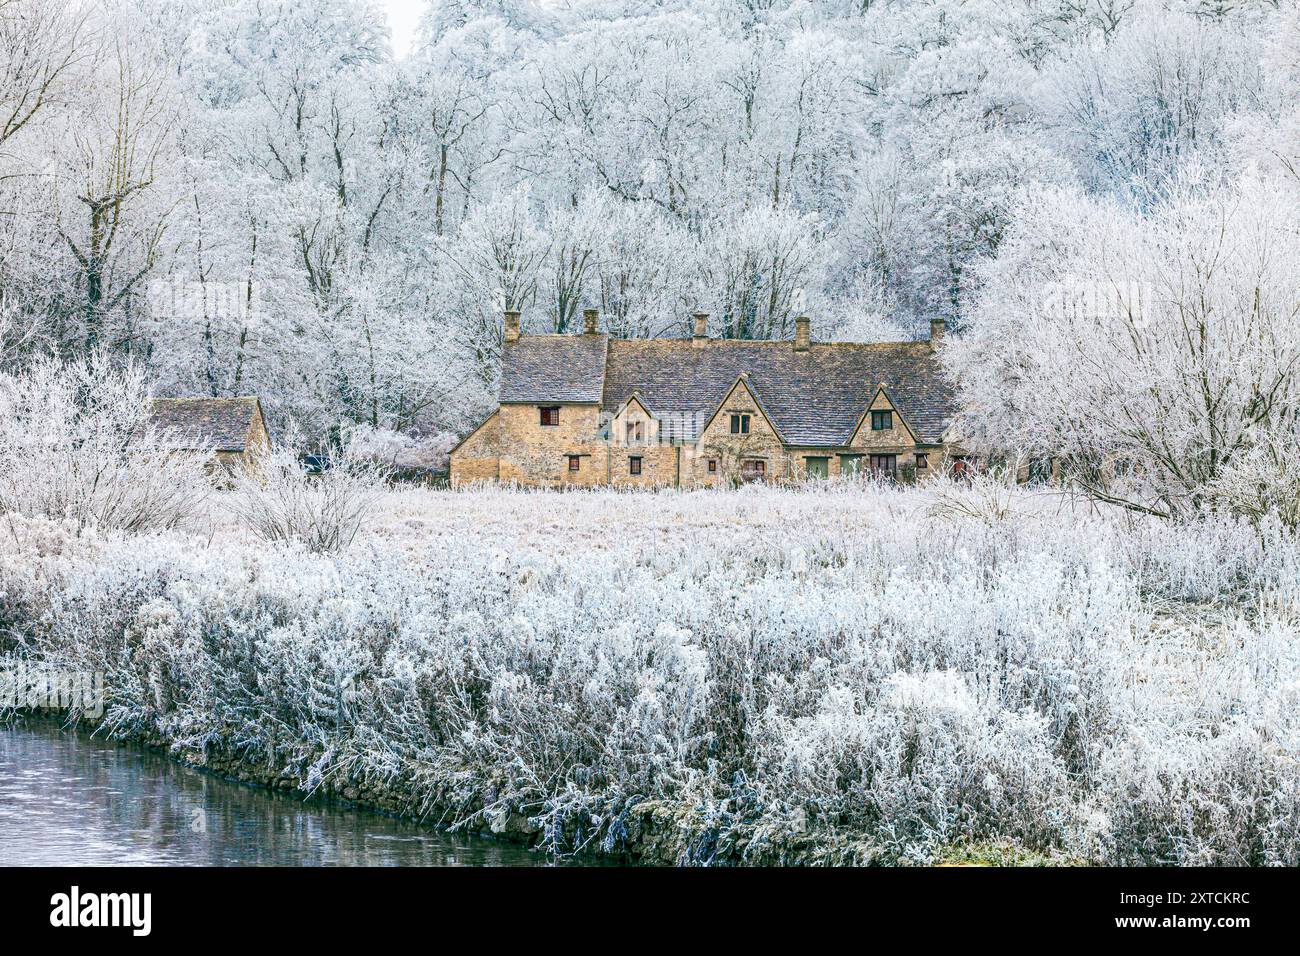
xmin=499 ymin=334 xmax=608 ymax=404
xmin=696 ymin=374 xmax=787 ymax=444
xmin=498 ymin=333 xmax=957 ymax=445
xmin=600 ymin=338 xmax=956 ymax=445
xmin=137 ymin=397 xmax=266 ymax=453
xmin=849 ymin=383 xmax=919 ymax=445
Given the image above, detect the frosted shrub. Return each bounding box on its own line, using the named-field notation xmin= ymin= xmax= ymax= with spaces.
xmin=347 ymin=423 xmax=458 ymax=474
xmin=227 ymin=436 xmax=388 ymax=553
xmin=4 ymin=483 xmax=1298 ymax=865
xmin=0 ymin=354 xmax=210 ymax=533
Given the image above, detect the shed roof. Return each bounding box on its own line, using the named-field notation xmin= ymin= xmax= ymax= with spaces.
xmin=138 ymin=397 xmax=266 ymax=453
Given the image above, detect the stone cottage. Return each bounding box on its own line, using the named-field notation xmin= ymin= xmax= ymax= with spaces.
xmin=137 ymin=396 xmax=273 ymax=471
xmin=450 ymin=309 xmax=964 ymax=488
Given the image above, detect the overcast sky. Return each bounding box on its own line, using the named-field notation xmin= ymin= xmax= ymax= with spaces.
xmin=379 ymin=0 xmax=422 ymax=59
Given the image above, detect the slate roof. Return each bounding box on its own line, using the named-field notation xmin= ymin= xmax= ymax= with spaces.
xmin=499 ymin=334 xmax=958 ymax=446
xmin=137 ymin=397 xmax=266 ymax=452
xmin=499 ymin=334 xmax=608 ymax=403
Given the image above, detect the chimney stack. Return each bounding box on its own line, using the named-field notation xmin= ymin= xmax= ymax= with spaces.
xmin=504 ymin=309 xmax=521 ymax=343
xmin=929 ymin=316 xmax=945 ymax=350
xmin=692 ymin=312 xmax=709 ymax=349
xmin=794 ymin=315 xmax=811 ymax=352
xmin=583 ymin=307 xmax=600 ymax=335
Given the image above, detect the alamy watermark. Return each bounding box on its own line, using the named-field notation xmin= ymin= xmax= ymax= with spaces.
xmin=147 ymin=276 xmax=265 ymax=326
xmin=601 ymin=409 xmax=710 ymax=447
xmin=1040 ymin=276 xmax=1154 ymax=324
xmin=50 ymin=887 xmax=151 ymax=936
xmin=0 ymin=662 xmax=105 ymax=719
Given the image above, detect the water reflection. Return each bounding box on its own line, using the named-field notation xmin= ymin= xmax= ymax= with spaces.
xmin=0 ymin=721 xmax=581 ymax=866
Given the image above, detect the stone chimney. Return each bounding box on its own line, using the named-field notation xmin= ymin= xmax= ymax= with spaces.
xmin=692 ymin=312 xmax=709 ymax=349
xmin=794 ymin=315 xmax=811 ymax=352
xmin=504 ymin=309 xmax=521 ymax=343
xmin=929 ymin=316 xmax=945 ymax=350
xmin=583 ymin=307 xmax=600 ymax=335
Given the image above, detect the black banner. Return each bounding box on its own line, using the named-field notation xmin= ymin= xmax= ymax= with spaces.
xmin=0 ymin=866 xmax=1277 ymax=943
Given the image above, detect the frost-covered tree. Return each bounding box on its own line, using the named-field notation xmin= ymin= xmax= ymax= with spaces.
xmin=947 ymin=172 xmax=1300 ymax=521
xmin=0 ymin=0 xmax=1294 ymax=449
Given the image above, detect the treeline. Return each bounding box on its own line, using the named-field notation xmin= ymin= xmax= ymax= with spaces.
xmin=0 ymin=0 xmax=1290 ymax=450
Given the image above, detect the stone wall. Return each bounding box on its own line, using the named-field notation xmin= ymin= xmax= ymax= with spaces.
xmin=451 ymin=387 xmax=957 ymax=488
xmin=498 ymin=403 xmax=607 ymax=487
xmin=450 ymin=411 xmax=502 ymax=486
xmin=692 ymin=378 xmax=787 ymax=485
xmin=607 ymin=397 xmax=678 ymax=487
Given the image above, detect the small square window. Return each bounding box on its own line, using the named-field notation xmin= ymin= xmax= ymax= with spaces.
xmin=915 ymin=453 xmax=929 ymax=470
xmin=730 ymin=413 xmax=750 ymax=435
xmin=540 ymin=406 xmax=560 ymax=426
xmin=871 ymin=409 xmax=893 ymax=431
xmin=707 ymin=459 xmax=718 ymax=474
xmin=567 ymin=455 xmax=580 ymax=472
xmin=629 ymin=456 xmax=642 ymax=476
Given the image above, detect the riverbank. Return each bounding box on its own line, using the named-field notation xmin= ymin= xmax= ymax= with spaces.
xmin=0 ymin=717 xmax=582 ymax=866
xmin=4 ymin=486 xmax=1298 ymax=866
xmin=4 ymin=713 xmax=1054 ymax=866
xmin=10 ymin=711 xmax=904 ymax=865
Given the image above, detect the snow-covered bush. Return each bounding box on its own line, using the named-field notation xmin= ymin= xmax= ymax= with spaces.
xmin=5 ymin=481 xmax=1298 ymax=865
xmin=346 ymin=423 xmax=457 ymax=475
xmin=0 ymin=354 xmax=211 ymax=533
xmin=226 ymin=434 xmax=388 ymax=553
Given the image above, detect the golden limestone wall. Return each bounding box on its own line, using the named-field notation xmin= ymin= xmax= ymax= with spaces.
xmin=450 ymin=387 xmax=953 ymax=488
xmin=498 ymin=403 xmax=606 ymax=487
xmin=846 ymin=389 xmax=914 ymax=450
xmin=240 ymin=403 xmax=273 ymax=474
xmin=608 ymin=397 xmax=679 ymax=487
xmin=450 ymin=411 xmax=502 ymax=485
xmin=691 ymin=378 xmax=786 ymax=486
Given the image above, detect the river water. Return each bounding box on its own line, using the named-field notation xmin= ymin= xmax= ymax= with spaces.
xmin=0 ymin=720 xmax=574 ymax=866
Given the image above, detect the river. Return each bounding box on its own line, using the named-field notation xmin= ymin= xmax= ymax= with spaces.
xmin=0 ymin=720 xmax=578 ymax=866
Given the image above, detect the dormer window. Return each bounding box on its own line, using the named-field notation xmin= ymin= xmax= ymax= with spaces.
xmin=540 ymin=406 xmax=560 ymax=426
xmin=730 ymin=413 xmax=750 ymax=435
xmin=871 ymin=409 xmax=893 ymax=431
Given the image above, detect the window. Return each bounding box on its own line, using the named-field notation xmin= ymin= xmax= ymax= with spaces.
xmin=625 ymin=420 xmax=644 ymax=444
xmin=870 ymin=454 xmax=897 ymax=478
xmin=839 ymin=454 xmax=863 ymax=476
xmin=805 ymin=456 xmax=829 ymax=480
xmin=730 ymin=413 xmax=750 ymax=435
xmin=871 ymin=409 xmax=893 ymax=431
xmin=540 ymin=406 xmax=560 ymax=427
xmin=707 ymin=459 xmax=718 ymax=474
xmin=740 ymin=459 xmax=766 ymax=481
xmin=629 ymin=456 xmax=642 ymax=476
xmin=915 ymin=453 xmax=929 ymax=470
xmin=567 ymin=455 xmax=580 ymax=472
